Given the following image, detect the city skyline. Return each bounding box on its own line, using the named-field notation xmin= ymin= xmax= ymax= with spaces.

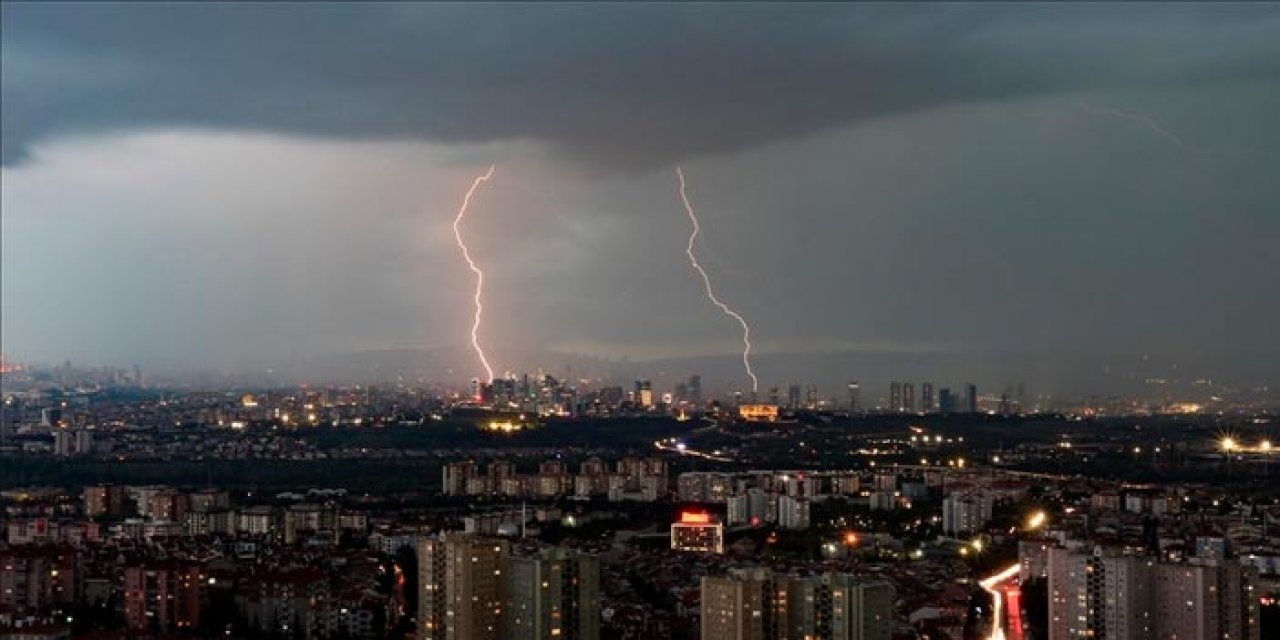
xmin=3 ymin=4 xmax=1279 ymax=389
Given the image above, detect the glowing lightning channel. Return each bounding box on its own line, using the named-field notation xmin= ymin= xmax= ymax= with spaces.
xmin=452 ymin=164 xmax=497 ymax=383
xmin=1077 ymin=100 xmax=1187 ymax=149
xmin=676 ymin=166 xmax=759 ymax=393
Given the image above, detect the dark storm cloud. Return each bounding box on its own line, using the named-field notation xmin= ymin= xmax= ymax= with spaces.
xmin=4 ymin=3 xmax=1278 ymax=167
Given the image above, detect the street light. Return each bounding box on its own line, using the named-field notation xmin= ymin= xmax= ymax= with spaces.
xmin=1026 ymin=510 xmax=1048 ymax=531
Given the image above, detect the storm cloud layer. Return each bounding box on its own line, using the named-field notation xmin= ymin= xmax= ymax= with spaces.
xmin=5 ymin=4 xmax=1279 ymax=167
xmin=3 ymin=4 xmax=1279 ymax=396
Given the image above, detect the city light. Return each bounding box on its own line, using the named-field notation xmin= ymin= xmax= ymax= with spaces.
xmin=486 ymin=421 xmax=522 ymax=433
xmin=1026 ymin=510 xmax=1047 ymax=530
xmin=1220 ymin=437 xmax=1237 ymax=453
xmin=679 ymin=511 xmax=711 ymax=524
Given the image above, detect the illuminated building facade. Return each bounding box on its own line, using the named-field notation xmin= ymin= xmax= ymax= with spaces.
xmin=1047 ymin=547 xmax=1260 ymax=640
xmin=739 ymin=403 xmax=780 ymax=422
xmin=700 ymin=569 xmax=893 ymax=640
xmin=671 ymin=511 xmax=724 ymax=554
xmin=124 ymin=563 xmax=202 ymax=632
xmin=418 ymin=534 xmax=510 ymax=640
xmin=501 ymin=548 xmax=601 ymax=640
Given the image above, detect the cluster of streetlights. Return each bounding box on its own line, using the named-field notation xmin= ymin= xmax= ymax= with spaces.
xmin=1219 ymin=437 xmax=1272 ymax=453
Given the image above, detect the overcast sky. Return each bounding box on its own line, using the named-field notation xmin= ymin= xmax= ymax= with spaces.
xmin=3 ymin=3 xmax=1278 ymax=390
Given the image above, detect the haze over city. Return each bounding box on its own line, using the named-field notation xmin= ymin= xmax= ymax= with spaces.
xmin=3 ymin=3 xmax=1278 ymax=399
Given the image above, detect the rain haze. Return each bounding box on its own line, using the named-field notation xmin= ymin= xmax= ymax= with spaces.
xmin=3 ymin=3 xmax=1278 ymax=398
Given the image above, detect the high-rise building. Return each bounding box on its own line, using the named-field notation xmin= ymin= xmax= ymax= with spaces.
xmin=902 ymin=383 xmax=915 ymax=413
xmin=700 ymin=568 xmax=778 ymax=640
xmin=938 ymin=388 xmax=955 ymax=414
xmin=443 ymin=462 xmax=478 ymax=496
xmin=0 ymin=546 xmax=77 ymax=612
xmin=825 ymin=574 xmax=894 ymax=640
xmin=83 ymin=484 xmax=127 ymax=518
xmin=124 ymin=563 xmax=203 ymax=632
xmin=53 ymin=430 xmax=72 ymax=457
xmin=418 ymin=534 xmax=510 ymax=640
xmin=689 ymin=375 xmax=703 ymax=407
xmin=889 ymin=382 xmax=902 ymax=413
xmin=1047 ymin=547 xmax=1260 ymax=640
xmin=787 ymin=385 xmax=802 ymax=410
xmin=1152 ymin=561 xmax=1259 ymax=640
xmin=701 ymin=569 xmax=893 ymax=640
xmin=965 ymin=383 xmax=978 ymax=414
xmin=847 ymin=381 xmax=860 ymax=413
xmin=634 ymin=380 xmax=653 ymax=408
xmin=777 ymin=495 xmax=811 ymax=530
xmin=920 ymin=383 xmax=934 ymax=413
xmin=942 ymin=492 xmax=992 ymax=535
xmin=501 ymin=548 xmax=600 ymax=640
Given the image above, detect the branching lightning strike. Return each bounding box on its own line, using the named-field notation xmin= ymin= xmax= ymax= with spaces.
xmin=452 ymin=164 xmax=497 ymax=383
xmin=676 ymin=166 xmax=759 ymax=393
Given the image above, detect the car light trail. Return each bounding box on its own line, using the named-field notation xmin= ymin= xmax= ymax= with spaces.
xmin=979 ymin=563 xmax=1022 ymax=640
xmin=675 ymin=166 xmax=759 ymax=393
xmin=452 ymin=164 xmax=497 ymax=383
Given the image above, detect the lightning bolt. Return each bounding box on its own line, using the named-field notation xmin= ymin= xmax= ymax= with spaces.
xmin=1077 ymin=100 xmax=1187 ymax=149
xmin=676 ymin=166 xmax=759 ymax=393
xmin=452 ymin=164 xmax=497 ymax=383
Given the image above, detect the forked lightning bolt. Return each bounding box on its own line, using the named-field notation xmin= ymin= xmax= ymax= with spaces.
xmin=452 ymin=164 xmax=497 ymax=383
xmin=676 ymin=166 xmax=759 ymax=393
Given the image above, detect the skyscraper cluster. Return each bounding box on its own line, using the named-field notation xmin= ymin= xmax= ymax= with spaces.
xmin=1046 ymin=546 xmax=1260 ymax=640
xmin=701 ymin=568 xmax=893 ymax=640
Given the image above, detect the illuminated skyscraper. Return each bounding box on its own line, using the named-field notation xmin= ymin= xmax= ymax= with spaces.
xmin=889 ymin=382 xmax=902 ymax=413
xmin=902 ymin=383 xmax=915 ymax=413
xmin=847 ymin=380 xmax=861 ymax=413
xmin=921 ymin=383 xmax=934 ymax=413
